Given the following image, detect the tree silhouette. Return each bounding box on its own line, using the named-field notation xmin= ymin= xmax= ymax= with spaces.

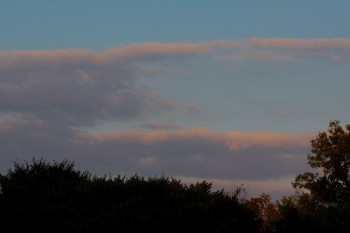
xmin=274 ymin=120 xmax=350 ymax=233
xmin=244 ymin=193 xmax=282 ymax=232
xmin=293 ymin=120 xmax=350 ymax=207
xmin=0 ymin=158 xmax=259 ymax=233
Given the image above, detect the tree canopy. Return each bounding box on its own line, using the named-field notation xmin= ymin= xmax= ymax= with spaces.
xmin=293 ymin=120 xmax=350 ymax=207
xmin=273 ymin=120 xmax=350 ymax=233
xmin=0 ymin=158 xmax=259 ymax=233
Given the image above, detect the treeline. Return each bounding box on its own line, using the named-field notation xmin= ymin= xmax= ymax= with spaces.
xmin=0 ymin=159 xmax=258 ymax=233
xmin=1 ymin=120 xmax=350 ymax=232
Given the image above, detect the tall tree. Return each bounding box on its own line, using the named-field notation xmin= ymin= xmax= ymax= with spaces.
xmin=293 ymin=120 xmax=350 ymax=207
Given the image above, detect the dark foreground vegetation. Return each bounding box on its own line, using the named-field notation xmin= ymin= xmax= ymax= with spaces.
xmin=0 ymin=159 xmax=258 ymax=233
xmin=1 ymin=121 xmax=350 ymax=232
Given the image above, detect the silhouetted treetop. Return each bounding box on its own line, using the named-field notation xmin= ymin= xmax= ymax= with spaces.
xmin=0 ymin=158 xmax=259 ymax=233
xmin=293 ymin=120 xmax=350 ymax=207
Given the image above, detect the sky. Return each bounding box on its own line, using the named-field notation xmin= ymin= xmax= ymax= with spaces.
xmin=1 ymin=0 xmax=350 ymax=199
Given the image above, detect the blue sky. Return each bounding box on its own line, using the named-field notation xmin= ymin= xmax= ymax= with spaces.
xmin=2 ymin=1 xmax=350 ymax=50
xmin=1 ymin=1 xmax=350 ymax=199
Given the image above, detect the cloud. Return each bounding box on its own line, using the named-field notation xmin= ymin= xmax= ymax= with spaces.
xmin=0 ymin=43 xmax=212 ymax=127
xmin=78 ymin=128 xmax=312 ymax=180
xmin=1 ymin=38 xmax=348 ymax=126
xmin=247 ymin=38 xmax=350 ymax=50
xmin=0 ymin=42 xmax=209 ymax=67
xmin=141 ymin=122 xmax=183 ymax=130
xmin=0 ymin=115 xmax=79 ymax=166
xmin=2 ymin=38 xmax=340 ymax=197
xmin=138 ymin=157 xmax=157 ymax=167
xmin=0 ymin=114 xmax=312 ymax=181
xmin=184 ymin=103 xmax=200 ymax=116
xmin=84 ymin=128 xmax=310 ymax=151
xmin=0 ymin=111 xmax=313 ymax=200
xmin=212 ymin=38 xmax=350 ymax=62
xmin=246 ymin=38 xmax=350 ymax=61
xmin=237 ymin=50 xmax=295 ymax=62
xmin=104 ymin=42 xmax=211 ymax=60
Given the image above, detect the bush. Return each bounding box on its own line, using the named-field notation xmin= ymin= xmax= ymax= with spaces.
xmin=0 ymin=158 xmax=259 ymax=233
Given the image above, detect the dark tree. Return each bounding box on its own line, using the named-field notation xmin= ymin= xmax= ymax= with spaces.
xmin=274 ymin=121 xmax=350 ymax=233
xmin=244 ymin=193 xmax=282 ymax=232
xmin=0 ymin=158 xmax=259 ymax=233
xmin=0 ymin=159 xmax=92 ymax=232
xmin=293 ymin=120 xmax=350 ymax=207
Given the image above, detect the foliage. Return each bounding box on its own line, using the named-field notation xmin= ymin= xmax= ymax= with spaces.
xmin=275 ymin=193 xmax=350 ymax=233
xmin=293 ymin=120 xmax=350 ymax=207
xmin=274 ymin=120 xmax=350 ymax=233
xmin=0 ymin=158 xmax=259 ymax=233
xmin=244 ymin=193 xmax=282 ymax=233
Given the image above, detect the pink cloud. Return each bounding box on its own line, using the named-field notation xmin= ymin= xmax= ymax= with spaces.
xmin=80 ymin=128 xmax=213 ymax=144
xmin=80 ymin=128 xmax=311 ymax=150
xmin=103 ymin=42 xmax=210 ymax=61
xmin=201 ymin=40 xmax=242 ymax=50
xmin=210 ymin=38 xmax=350 ymax=62
xmin=0 ymin=49 xmax=92 ymax=70
xmin=247 ymin=38 xmax=350 ymax=50
xmin=223 ymin=131 xmax=311 ymax=151
xmin=246 ymin=38 xmax=350 ymax=61
xmin=0 ymin=42 xmax=212 ymax=72
xmin=2 ymin=38 xmax=349 ymax=73
xmin=0 ymin=115 xmax=312 ymax=191
xmin=237 ymin=50 xmax=295 ymax=62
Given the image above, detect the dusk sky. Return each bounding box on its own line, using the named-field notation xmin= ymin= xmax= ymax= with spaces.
xmin=1 ymin=1 xmax=350 ymax=199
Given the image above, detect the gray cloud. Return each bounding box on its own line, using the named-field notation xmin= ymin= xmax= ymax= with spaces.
xmin=0 ymin=112 xmax=312 ymax=201
xmin=2 ymin=39 xmax=349 ymax=127
xmin=0 ymin=43 xmax=210 ymax=127
xmin=75 ymin=129 xmax=312 ymax=181
xmin=2 ymin=40 xmax=332 ymax=198
xmin=141 ymin=122 xmax=183 ymax=130
xmin=0 ymin=116 xmax=311 ymax=182
xmin=0 ymin=115 xmax=79 ymax=170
